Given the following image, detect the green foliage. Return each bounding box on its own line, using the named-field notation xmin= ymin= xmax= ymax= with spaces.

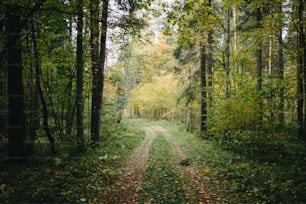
xmin=207 ymin=79 xmax=260 ymax=135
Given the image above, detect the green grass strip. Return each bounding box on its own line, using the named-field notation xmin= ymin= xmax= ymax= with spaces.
xmin=138 ymin=134 xmax=197 ymax=204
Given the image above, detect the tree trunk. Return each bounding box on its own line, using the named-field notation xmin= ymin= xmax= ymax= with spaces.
xmin=225 ymin=7 xmax=231 ymax=98
xmin=268 ymin=35 xmax=273 ymax=75
xmin=200 ymin=45 xmax=207 ymax=133
xmin=256 ymin=7 xmax=263 ymax=123
xmin=32 ymin=19 xmax=56 ymax=153
xmin=278 ymin=3 xmax=285 ymax=128
xmin=297 ymin=0 xmax=305 ymax=140
xmin=76 ymin=0 xmax=84 ymax=149
xmin=90 ymin=0 xmax=101 ymax=144
xmin=6 ymin=7 xmax=26 ymax=159
xmin=207 ymin=0 xmax=213 ymax=107
xmin=233 ymin=6 xmax=238 ymax=73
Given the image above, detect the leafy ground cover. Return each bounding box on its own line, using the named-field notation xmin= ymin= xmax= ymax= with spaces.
xmin=0 ymin=123 xmax=144 ymax=203
xmin=160 ymin=120 xmax=306 ymax=203
xmin=138 ymin=134 xmax=197 ymax=203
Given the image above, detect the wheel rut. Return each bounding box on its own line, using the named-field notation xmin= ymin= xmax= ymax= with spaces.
xmin=153 ymin=125 xmax=212 ymax=204
xmin=99 ymin=126 xmax=157 ymax=203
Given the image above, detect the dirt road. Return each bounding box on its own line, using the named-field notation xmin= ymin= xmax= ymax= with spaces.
xmin=100 ymin=121 xmax=211 ymax=203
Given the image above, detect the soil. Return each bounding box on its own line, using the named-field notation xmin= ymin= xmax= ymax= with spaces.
xmin=99 ymin=126 xmax=157 ymax=203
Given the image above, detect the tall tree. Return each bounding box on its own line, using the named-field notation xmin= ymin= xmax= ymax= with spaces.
xmin=256 ymin=6 xmax=263 ymax=122
xmin=90 ymin=0 xmax=101 ymax=144
xmin=297 ymin=0 xmax=305 ymax=140
xmin=225 ymin=6 xmax=231 ymax=98
xmin=207 ymin=0 xmax=213 ymax=106
xmin=278 ymin=2 xmax=285 ymax=127
xmin=6 ymin=6 xmax=25 ymax=158
xmin=76 ymin=0 xmax=84 ymax=148
xmin=200 ymin=45 xmax=207 ymax=132
xmin=90 ymin=0 xmax=109 ymax=144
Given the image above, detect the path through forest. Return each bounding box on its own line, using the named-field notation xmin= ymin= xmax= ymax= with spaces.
xmin=100 ymin=120 xmax=211 ymax=203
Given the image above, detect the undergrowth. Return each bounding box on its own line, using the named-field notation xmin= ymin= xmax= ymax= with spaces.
xmin=160 ymin=120 xmax=306 ymax=203
xmin=0 ymin=123 xmax=144 ymax=203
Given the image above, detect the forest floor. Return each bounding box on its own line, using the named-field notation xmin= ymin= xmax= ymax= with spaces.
xmin=0 ymin=118 xmax=305 ymax=203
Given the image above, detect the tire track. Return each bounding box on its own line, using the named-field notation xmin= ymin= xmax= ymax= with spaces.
xmin=154 ymin=125 xmax=213 ymax=204
xmin=99 ymin=126 xmax=156 ymax=204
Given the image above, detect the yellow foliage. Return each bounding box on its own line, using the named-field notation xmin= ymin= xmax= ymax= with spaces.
xmin=201 ymin=167 xmax=210 ymax=174
xmin=128 ymin=74 xmax=179 ymax=119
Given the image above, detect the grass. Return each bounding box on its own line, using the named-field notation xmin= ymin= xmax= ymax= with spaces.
xmin=158 ymin=120 xmax=306 ymax=203
xmin=138 ymin=134 xmax=197 ymax=203
xmin=0 ymin=123 xmax=144 ymax=203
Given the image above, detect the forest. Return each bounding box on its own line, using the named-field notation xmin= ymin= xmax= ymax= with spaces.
xmin=0 ymin=0 xmax=305 ymax=203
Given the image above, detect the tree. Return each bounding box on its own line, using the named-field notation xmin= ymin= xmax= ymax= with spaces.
xmin=296 ymin=0 xmax=305 ymax=141
xmin=256 ymin=6 xmax=263 ymax=123
xmin=277 ymin=2 xmax=285 ymax=127
xmin=76 ymin=0 xmax=84 ymax=148
xmin=90 ymin=0 xmax=109 ymax=144
xmin=6 ymin=6 xmax=25 ymax=158
xmin=90 ymin=0 xmax=101 ymax=144
xmin=207 ymin=0 xmax=214 ymax=107
xmin=200 ymin=45 xmax=207 ymax=132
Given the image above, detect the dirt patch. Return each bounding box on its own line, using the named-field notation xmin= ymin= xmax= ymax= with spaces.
xmin=99 ymin=127 xmax=156 ymax=203
xmin=154 ymin=125 xmax=213 ymax=204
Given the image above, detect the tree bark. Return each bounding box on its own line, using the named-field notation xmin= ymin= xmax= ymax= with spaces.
xmin=278 ymin=3 xmax=285 ymax=128
xmin=90 ymin=0 xmax=101 ymax=144
xmin=76 ymin=0 xmax=84 ymax=148
xmin=297 ymin=0 xmax=305 ymax=140
xmin=6 ymin=7 xmax=26 ymax=159
xmin=256 ymin=7 xmax=263 ymax=123
xmin=200 ymin=45 xmax=207 ymax=133
xmin=233 ymin=6 xmax=238 ymax=73
xmin=207 ymin=0 xmax=213 ymax=107
xmin=225 ymin=7 xmax=231 ymax=98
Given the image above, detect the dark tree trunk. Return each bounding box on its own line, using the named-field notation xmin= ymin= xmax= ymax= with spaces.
xmin=25 ymin=33 xmax=39 ymax=154
xmin=256 ymin=7 xmax=263 ymax=123
xmin=90 ymin=0 xmax=109 ymax=144
xmin=98 ymin=0 xmax=109 ymax=119
xmin=278 ymin=3 xmax=285 ymax=128
xmin=303 ymin=0 xmax=306 ymax=142
xmin=32 ymin=20 xmax=56 ymax=153
xmin=200 ymin=45 xmax=207 ymax=133
xmin=76 ymin=0 xmax=84 ymax=148
xmin=6 ymin=7 xmax=26 ymax=159
xmin=65 ymin=74 xmax=74 ymax=135
xmin=225 ymin=7 xmax=231 ymax=98
xmin=207 ymin=0 xmax=213 ymax=106
xmin=297 ymin=0 xmax=305 ymax=140
xmin=90 ymin=0 xmax=100 ymax=144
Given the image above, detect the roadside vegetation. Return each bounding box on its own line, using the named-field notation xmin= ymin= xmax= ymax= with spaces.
xmin=160 ymin=120 xmax=306 ymax=203
xmin=0 ymin=123 xmax=143 ymax=203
